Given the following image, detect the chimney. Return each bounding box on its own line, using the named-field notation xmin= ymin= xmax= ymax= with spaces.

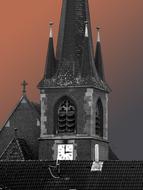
xmin=95 ymin=144 xmax=99 ymax=162
xmin=91 ymin=144 xmax=103 ymax=172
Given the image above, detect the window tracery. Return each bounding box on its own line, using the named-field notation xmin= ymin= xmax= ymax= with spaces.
xmin=57 ymin=98 xmax=76 ymax=133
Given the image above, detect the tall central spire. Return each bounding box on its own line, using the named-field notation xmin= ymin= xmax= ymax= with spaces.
xmin=56 ymin=0 xmax=94 ymax=72
xmin=38 ymin=0 xmax=110 ymax=92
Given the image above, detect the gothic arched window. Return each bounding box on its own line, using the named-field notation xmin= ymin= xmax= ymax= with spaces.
xmin=96 ymin=99 xmax=103 ymax=137
xmin=56 ymin=97 xmax=76 ymax=134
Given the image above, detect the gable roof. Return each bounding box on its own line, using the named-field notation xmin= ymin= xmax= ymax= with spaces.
xmin=0 ymin=95 xmax=40 ymax=133
xmin=0 ymin=138 xmax=33 ymax=161
xmin=0 ymin=160 xmax=143 ymax=190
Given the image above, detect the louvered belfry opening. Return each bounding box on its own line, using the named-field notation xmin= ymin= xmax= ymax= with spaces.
xmin=96 ymin=99 xmax=103 ymax=137
xmin=56 ymin=97 xmax=76 ymax=134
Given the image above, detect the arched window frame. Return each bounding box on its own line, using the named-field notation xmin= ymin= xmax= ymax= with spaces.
xmin=55 ymin=96 xmax=77 ymax=134
xmin=95 ymin=98 xmax=104 ymax=137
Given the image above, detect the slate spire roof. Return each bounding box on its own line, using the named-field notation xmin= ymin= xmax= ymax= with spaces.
xmin=55 ymin=0 xmax=100 ymax=88
xmin=81 ymin=21 xmax=98 ymax=79
xmin=56 ymin=0 xmax=93 ymax=66
xmin=38 ymin=0 xmax=110 ymax=92
xmin=94 ymin=27 xmax=105 ymax=81
xmin=44 ymin=22 xmax=57 ymax=79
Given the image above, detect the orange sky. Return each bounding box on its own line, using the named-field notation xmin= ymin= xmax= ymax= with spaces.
xmin=0 ymin=0 xmax=143 ymax=160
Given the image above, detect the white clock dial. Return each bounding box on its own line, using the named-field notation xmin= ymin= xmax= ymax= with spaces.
xmin=57 ymin=144 xmax=73 ymax=160
xmin=66 ymin=144 xmax=73 ymax=152
xmin=57 ymin=145 xmax=65 ymax=160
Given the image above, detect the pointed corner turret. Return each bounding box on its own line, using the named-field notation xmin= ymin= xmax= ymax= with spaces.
xmin=94 ymin=27 xmax=105 ymax=81
xmin=94 ymin=27 xmax=111 ymax=93
xmin=44 ymin=22 xmax=57 ymax=79
xmin=80 ymin=21 xmax=96 ymax=79
xmin=38 ymin=22 xmax=57 ymax=89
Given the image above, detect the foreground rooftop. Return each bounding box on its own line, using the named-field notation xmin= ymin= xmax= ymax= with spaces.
xmin=0 ymin=160 xmax=143 ymax=190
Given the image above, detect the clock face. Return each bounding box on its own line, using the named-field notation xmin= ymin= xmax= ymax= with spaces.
xmin=57 ymin=144 xmax=73 ymax=160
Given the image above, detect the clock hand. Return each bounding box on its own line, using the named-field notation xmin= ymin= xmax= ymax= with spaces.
xmin=65 ymin=151 xmax=71 ymax=153
xmin=64 ymin=145 xmax=66 ymax=154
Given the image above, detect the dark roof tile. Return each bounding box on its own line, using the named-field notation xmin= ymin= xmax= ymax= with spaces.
xmin=0 ymin=161 xmax=143 ymax=189
xmin=0 ymin=138 xmax=33 ymax=161
xmin=30 ymin=102 xmax=41 ymax=116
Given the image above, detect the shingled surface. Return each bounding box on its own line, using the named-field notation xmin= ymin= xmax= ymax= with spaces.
xmin=0 ymin=161 xmax=143 ymax=190
xmin=0 ymin=138 xmax=32 ymax=161
xmin=0 ymin=96 xmax=40 ymax=160
xmin=56 ymin=0 xmax=93 ymax=66
xmin=38 ymin=0 xmax=110 ymax=92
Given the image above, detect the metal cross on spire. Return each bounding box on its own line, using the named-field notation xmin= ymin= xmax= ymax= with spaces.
xmin=21 ymin=80 xmax=28 ymax=95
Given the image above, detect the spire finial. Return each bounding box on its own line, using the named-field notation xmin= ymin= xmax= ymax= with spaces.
xmin=49 ymin=22 xmax=54 ymax=38
xmin=85 ymin=21 xmax=88 ymax=37
xmin=96 ymin=26 xmax=100 ymax=42
xmin=21 ymin=80 xmax=28 ymax=95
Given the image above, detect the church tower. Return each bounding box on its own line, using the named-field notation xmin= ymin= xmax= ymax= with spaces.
xmin=38 ymin=0 xmax=110 ymax=161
